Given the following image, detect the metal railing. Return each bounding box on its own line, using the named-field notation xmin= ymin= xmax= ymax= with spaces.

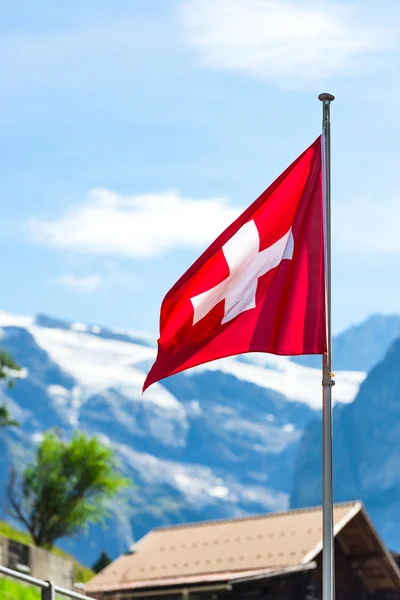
xmin=0 ymin=564 xmax=94 ymax=600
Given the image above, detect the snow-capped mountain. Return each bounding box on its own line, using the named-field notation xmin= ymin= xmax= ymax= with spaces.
xmin=0 ymin=310 xmax=366 ymax=565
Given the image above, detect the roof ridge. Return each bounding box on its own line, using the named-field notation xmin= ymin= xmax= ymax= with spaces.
xmin=151 ymin=501 xmax=361 ymax=533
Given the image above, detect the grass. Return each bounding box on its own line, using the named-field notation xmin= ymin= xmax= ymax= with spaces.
xmin=0 ymin=578 xmax=80 ymax=599
xmin=0 ymin=521 xmax=32 ymax=546
xmin=0 ymin=578 xmax=40 ymax=600
xmin=0 ymin=520 xmax=94 ymax=583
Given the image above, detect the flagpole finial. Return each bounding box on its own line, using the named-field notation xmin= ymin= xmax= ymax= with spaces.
xmin=318 ymin=93 xmax=335 ymax=102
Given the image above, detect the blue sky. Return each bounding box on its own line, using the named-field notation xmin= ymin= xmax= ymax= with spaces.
xmin=1 ymin=0 xmax=400 ymax=335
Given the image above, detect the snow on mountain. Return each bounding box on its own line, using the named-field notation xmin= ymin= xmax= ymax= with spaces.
xmin=30 ymin=325 xmax=180 ymax=413
xmin=0 ymin=310 xmax=367 ymax=564
xmin=193 ymin=354 xmax=364 ymax=409
xmin=115 ymin=440 xmax=288 ymax=512
xmin=1 ymin=310 xmax=364 ymax=409
xmin=0 ymin=311 xmax=35 ymax=328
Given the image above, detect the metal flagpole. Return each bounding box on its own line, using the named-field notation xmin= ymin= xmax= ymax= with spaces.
xmin=318 ymin=92 xmax=335 ymax=600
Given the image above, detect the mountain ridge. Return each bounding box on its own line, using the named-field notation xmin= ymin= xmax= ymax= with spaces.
xmin=291 ymin=333 xmax=400 ymax=551
xmin=292 ymin=313 xmax=400 ymax=371
xmin=0 ymin=309 xmax=396 ymax=563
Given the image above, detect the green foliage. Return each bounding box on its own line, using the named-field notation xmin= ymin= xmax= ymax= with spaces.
xmin=0 ymin=520 xmax=32 ymax=546
xmin=8 ymin=431 xmax=129 ymax=549
xmin=0 ymin=403 xmax=20 ymax=428
xmin=92 ymin=550 xmax=112 ymax=573
xmin=0 ymin=349 xmax=21 ymax=385
xmin=0 ymin=578 xmax=40 ymax=600
xmin=0 ymin=578 xmax=85 ymax=599
xmin=0 ymin=349 xmax=21 ymax=428
xmin=0 ymin=520 xmax=94 ymax=583
xmin=72 ymin=561 xmax=95 ymax=584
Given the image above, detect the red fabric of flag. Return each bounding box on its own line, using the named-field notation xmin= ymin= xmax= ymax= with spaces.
xmin=144 ymin=136 xmax=326 ymax=391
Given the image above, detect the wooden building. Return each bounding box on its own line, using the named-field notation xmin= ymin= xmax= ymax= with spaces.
xmin=85 ymin=502 xmax=400 ymax=600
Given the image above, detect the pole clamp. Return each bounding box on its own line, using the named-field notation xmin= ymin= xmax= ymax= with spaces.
xmin=322 ymin=373 xmax=335 ymax=387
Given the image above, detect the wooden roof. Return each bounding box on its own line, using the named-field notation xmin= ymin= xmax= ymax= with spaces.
xmin=85 ymin=501 xmax=400 ymax=594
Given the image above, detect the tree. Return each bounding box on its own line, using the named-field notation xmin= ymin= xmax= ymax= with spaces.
xmin=0 ymin=350 xmax=21 ymax=429
xmin=0 ymin=350 xmax=21 ymax=384
xmin=92 ymin=551 xmax=112 ymax=573
xmin=7 ymin=431 xmax=129 ymax=548
xmin=0 ymin=403 xmax=19 ymax=428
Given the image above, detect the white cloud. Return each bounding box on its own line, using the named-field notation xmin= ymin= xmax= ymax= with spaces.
xmin=178 ymin=0 xmax=385 ymax=84
xmin=28 ymin=188 xmax=239 ymax=259
xmin=53 ymin=273 xmax=102 ymax=293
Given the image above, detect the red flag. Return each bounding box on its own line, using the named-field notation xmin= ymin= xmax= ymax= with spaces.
xmin=144 ymin=136 xmax=326 ymax=391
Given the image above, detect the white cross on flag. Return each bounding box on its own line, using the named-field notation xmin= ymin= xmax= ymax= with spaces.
xmin=191 ymin=222 xmax=294 ymax=325
xmin=144 ymin=137 xmax=326 ymax=391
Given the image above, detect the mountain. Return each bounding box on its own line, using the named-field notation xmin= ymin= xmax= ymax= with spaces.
xmin=0 ymin=310 xmax=365 ymax=567
xmin=291 ymin=314 xmax=400 ymax=371
xmin=291 ymin=335 xmax=400 ymax=551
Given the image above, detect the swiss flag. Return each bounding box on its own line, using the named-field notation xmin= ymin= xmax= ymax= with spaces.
xmin=144 ymin=136 xmax=326 ymax=391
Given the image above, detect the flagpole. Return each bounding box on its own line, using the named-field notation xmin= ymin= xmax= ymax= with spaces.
xmin=318 ymin=92 xmax=335 ymax=600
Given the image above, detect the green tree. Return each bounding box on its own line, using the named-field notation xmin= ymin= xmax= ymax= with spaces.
xmin=0 ymin=403 xmax=20 ymax=428
xmin=7 ymin=431 xmax=129 ymax=548
xmin=92 ymin=550 xmax=112 ymax=573
xmin=0 ymin=349 xmax=21 ymax=429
